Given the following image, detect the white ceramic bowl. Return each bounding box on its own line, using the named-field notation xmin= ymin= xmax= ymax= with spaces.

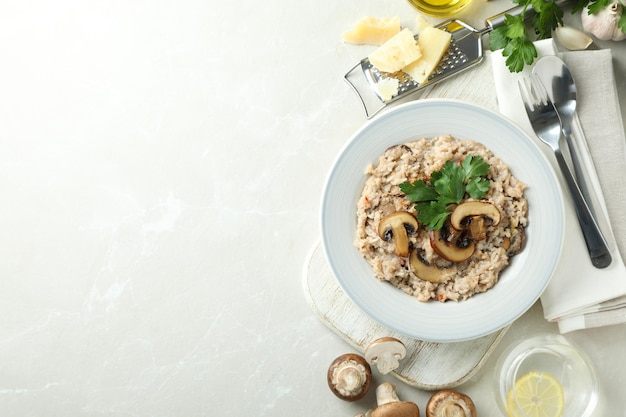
xmin=320 ymin=99 xmax=565 ymax=342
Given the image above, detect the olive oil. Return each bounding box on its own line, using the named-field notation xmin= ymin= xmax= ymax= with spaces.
xmin=406 ymin=0 xmax=472 ymax=18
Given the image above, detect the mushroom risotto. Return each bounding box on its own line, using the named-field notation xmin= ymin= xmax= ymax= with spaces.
xmin=354 ymin=135 xmax=528 ymax=302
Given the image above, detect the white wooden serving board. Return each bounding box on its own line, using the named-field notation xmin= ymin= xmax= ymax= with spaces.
xmin=302 ymin=241 xmax=508 ymax=390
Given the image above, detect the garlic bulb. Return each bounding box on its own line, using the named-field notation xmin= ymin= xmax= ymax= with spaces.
xmin=554 ymin=25 xmax=593 ymax=50
xmin=581 ymin=2 xmax=626 ymax=41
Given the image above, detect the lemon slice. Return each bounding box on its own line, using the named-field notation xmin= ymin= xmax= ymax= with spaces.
xmin=506 ymin=371 xmax=564 ymax=417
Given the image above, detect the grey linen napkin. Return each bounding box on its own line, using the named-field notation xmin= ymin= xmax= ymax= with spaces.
xmin=563 ymin=50 xmax=626 ymax=261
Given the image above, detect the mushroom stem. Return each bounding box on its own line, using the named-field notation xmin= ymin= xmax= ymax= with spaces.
xmin=375 ymin=351 xmax=399 ymax=374
xmin=364 ymin=337 xmax=407 ymax=375
xmin=371 ymin=383 xmax=421 ymax=417
xmin=336 ymin=365 xmax=365 ymax=393
xmin=375 ymin=382 xmax=401 ymax=405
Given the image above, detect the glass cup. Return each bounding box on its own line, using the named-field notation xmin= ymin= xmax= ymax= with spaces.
xmin=406 ymin=0 xmax=472 ymax=18
xmin=494 ymin=334 xmax=599 ymax=417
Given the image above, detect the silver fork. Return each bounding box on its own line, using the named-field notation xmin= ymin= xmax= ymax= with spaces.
xmin=518 ymin=74 xmax=612 ymax=269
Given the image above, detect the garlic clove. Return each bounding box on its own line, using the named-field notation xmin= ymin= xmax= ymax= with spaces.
xmin=554 ymin=25 xmax=593 ymax=50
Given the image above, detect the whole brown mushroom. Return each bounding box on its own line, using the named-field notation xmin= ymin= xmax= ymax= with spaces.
xmin=426 ymin=390 xmax=476 ymax=417
xmin=327 ymin=353 xmax=372 ymax=402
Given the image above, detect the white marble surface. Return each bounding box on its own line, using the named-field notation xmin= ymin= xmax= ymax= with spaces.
xmin=1 ymin=1 xmax=625 ymax=416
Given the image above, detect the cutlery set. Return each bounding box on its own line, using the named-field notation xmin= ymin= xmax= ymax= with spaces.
xmin=519 ymin=57 xmax=612 ymax=269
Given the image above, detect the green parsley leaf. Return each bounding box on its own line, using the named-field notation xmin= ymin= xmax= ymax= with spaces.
xmin=490 ymin=26 xmax=509 ymax=50
xmin=466 ymin=177 xmax=491 ymax=199
xmin=504 ymin=37 xmax=537 ymax=73
xmin=433 ymin=161 xmax=466 ymax=204
xmin=587 ymin=0 xmax=611 ymax=15
xmin=619 ymin=10 xmax=626 ymax=32
xmin=461 ymin=155 xmax=490 ymax=182
xmin=532 ymin=0 xmax=563 ymax=38
xmin=415 ymin=201 xmax=450 ymax=231
xmin=571 ymin=0 xmax=591 ymax=13
xmin=399 ymin=180 xmax=439 ymax=202
xmin=505 ymin=14 xmax=527 ymax=39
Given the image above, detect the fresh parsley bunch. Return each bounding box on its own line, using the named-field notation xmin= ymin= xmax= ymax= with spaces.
xmin=490 ymin=0 xmax=563 ymax=72
xmin=399 ymin=156 xmax=491 ymax=230
xmin=490 ymin=0 xmax=626 ymax=73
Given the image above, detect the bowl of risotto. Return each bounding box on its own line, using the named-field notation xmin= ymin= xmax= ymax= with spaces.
xmin=320 ymin=99 xmax=564 ymax=342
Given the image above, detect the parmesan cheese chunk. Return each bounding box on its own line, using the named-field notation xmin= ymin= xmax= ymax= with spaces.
xmin=374 ymin=78 xmax=400 ymax=101
xmin=342 ymin=16 xmax=401 ymax=46
xmin=415 ymin=15 xmax=433 ymax=34
xmin=368 ymin=28 xmax=422 ymax=74
xmin=403 ymin=26 xmax=451 ymax=84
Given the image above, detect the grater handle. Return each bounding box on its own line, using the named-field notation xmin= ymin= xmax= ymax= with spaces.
xmin=344 ymin=62 xmax=386 ymax=119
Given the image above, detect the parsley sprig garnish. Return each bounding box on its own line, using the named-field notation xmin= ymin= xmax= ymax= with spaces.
xmin=490 ymin=0 xmax=626 ymax=73
xmin=399 ymin=156 xmax=491 ymax=230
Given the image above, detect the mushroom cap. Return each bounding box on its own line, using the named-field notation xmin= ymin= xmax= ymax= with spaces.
xmin=371 ymin=402 xmax=420 ymax=417
xmin=450 ymin=201 xmax=501 ymax=231
xmin=327 ymin=353 xmax=372 ymax=401
xmin=426 ymin=390 xmax=476 ymax=417
xmin=364 ymin=337 xmax=407 ymax=375
xmin=409 ymin=248 xmax=453 ymax=283
xmin=504 ymin=226 xmax=525 ymax=256
xmin=429 ymin=228 xmax=475 ymax=263
xmin=377 ymin=212 xmax=419 ymax=257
